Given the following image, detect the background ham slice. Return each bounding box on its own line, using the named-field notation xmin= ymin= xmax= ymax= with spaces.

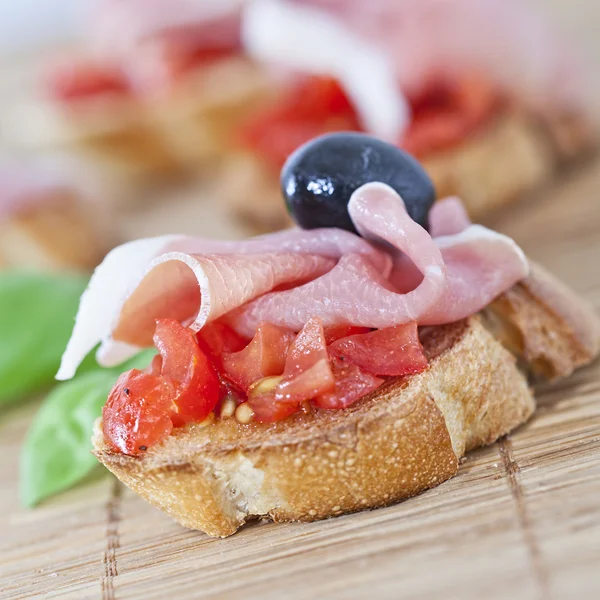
xmin=298 ymin=0 xmax=587 ymax=112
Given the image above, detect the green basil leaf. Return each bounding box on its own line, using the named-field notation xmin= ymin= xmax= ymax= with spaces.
xmin=0 ymin=271 xmax=88 ymax=405
xmin=20 ymin=349 xmax=156 ymax=507
xmin=20 ymin=371 xmax=116 ymax=507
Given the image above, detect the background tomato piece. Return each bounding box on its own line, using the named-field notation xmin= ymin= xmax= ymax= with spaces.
xmin=153 ymin=319 xmax=219 ymax=427
xmin=329 ymin=322 xmax=428 ymax=376
xmin=46 ymin=60 xmax=130 ymax=102
xmin=313 ymin=356 xmax=383 ymax=410
xmin=102 ymin=369 xmax=174 ymax=455
xmin=221 ymin=322 xmax=295 ymax=392
xmin=238 ymin=76 xmax=360 ymax=169
xmin=402 ymin=76 xmax=499 ymax=157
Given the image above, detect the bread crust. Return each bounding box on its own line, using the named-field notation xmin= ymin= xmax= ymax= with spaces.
xmin=220 ymin=107 xmax=595 ymax=233
xmin=94 ymin=318 xmax=535 ymax=537
xmin=483 ymin=262 xmax=600 ymax=380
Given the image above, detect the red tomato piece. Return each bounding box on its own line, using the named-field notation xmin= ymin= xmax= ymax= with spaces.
xmin=286 ymin=76 xmax=357 ymax=120
xmin=102 ymin=369 xmax=175 ymax=455
xmin=238 ymin=76 xmax=361 ymax=168
xmin=329 ymin=322 xmax=428 ymax=377
xmin=402 ymin=76 xmax=499 ymax=157
xmin=221 ymin=322 xmax=295 ymax=392
xmin=275 ymin=358 xmax=335 ymax=403
xmin=153 ymin=319 xmax=220 ymax=427
xmin=46 ymin=61 xmax=130 ymax=102
xmin=197 ymin=321 xmax=249 ymax=368
xmin=313 ymin=355 xmax=384 ymax=410
xmin=323 ymin=325 xmax=371 ymax=345
xmin=148 ymin=354 xmax=163 ymax=376
xmin=283 ymin=317 xmax=329 ymax=377
xmin=248 ymin=387 xmax=301 ymax=423
xmin=274 ymin=317 xmax=335 ymax=403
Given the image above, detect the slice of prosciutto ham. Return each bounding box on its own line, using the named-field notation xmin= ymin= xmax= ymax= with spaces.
xmin=57 ymin=185 xmax=528 ymax=380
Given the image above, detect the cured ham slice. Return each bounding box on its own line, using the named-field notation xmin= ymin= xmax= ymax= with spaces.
xmin=58 ymin=227 xmax=383 ymax=379
xmin=298 ymin=0 xmax=586 ymax=112
xmin=58 ymin=185 xmax=528 ymax=380
xmin=230 ymin=184 xmax=527 ymax=334
xmin=112 ymin=252 xmax=334 ymax=347
xmin=58 ymin=235 xmax=334 ymax=379
xmin=242 ymin=0 xmax=409 ymax=141
xmin=429 ymin=196 xmax=471 ymax=237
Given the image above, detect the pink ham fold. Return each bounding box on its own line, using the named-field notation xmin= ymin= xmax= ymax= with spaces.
xmin=229 ymin=184 xmax=528 ymax=334
xmin=58 ymin=185 xmax=528 ymax=380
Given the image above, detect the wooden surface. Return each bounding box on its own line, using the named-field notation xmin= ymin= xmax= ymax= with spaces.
xmin=2 ymin=2 xmax=600 ymax=599
xmin=1 ymin=158 xmax=600 ymax=600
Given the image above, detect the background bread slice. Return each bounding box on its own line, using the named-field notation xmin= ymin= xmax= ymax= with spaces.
xmin=0 ymin=189 xmax=109 ymax=271
xmin=93 ymin=318 xmax=535 ymax=537
xmin=218 ymin=106 xmax=595 ymax=233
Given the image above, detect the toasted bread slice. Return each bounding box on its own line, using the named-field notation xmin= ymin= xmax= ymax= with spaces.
xmin=152 ymin=57 xmax=275 ymax=170
xmin=92 ymin=261 xmax=600 ymax=537
xmin=219 ymin=107 xmax=595 ymax=234
xmin=93 ymin=318 xmax=534 ymax=537
xmin=0 ymin=189 xmax=109 ymax=272
xmin=7 ymin=58 xmax=274 ymax=187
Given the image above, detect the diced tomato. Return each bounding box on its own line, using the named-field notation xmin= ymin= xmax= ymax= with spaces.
xmin=221 ymin=322 xmax=295 ymax=392
xmin=197 ymin=321 xmax=249 ymax=368
xmin=282 ymin=317 xmax=329 ymax=377
xmin=238 ymin=75 xmax=361 ymax=169
xmin=148 ymin=354 xmax=163 ymax=376
xmin=153 ymin=319 xmax=220 ymax=427
xmin=102 ymin=369 xmax=175 ymax=455
xmin=285 ymin=76 xmax=357 ymax=120
xmin=329 ymin=322 xmax=428 ymax=377
xmin=275 ymin=358 xmax=335 ymax=403
xmin=246 ymin=318 xmax=335 ymax=421
xmin=248 ymin=386 xmax=300 ymax=423
xmin=323 ymin=325 xmax=371 ymax=345
xmin=274 ymin=318 xmax=335 ymax=403
xmin=313 ymin=355 xmax=384 ymax=410
xmin=46 ymin=60 xmax=130 ymax=103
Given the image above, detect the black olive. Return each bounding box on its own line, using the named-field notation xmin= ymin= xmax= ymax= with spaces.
xmin=281 ymin=132 xmax=436 ymax=233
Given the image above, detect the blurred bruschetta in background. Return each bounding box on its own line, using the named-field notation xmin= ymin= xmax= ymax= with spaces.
xmin=6 ymin=0 xmax=274 ymax=187
xmin=219 ymin=0 xmax=597 ymax=232
xmin=0 ymin=162 xmax=110 ymax=271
